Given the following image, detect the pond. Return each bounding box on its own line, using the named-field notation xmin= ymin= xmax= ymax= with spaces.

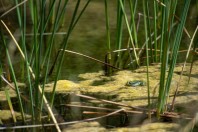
xmin=0 ymin=0 xmax=198 ymax=131
xmin=1 ymin=61 xmax=198 ymax=131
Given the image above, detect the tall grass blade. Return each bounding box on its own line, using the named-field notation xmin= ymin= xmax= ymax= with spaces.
xmin=157 ymin=0 xmax=169 ymax=116
xmin=47 ymin=0 xmax=91 ymax=76
xmin=118 ymin=0 xmax=139 ymax=66
xmin=153 ymin=0 xmax=158 ymax=62
xmin=0 ymin=0 xmax=28 ymax=18
xmin=128 ymin=0 xmax=138 ymax=48
xmin=5 ymin=88 xmax=17 ymax=123
xmin=71 ymin=0 xmax=91 ymax=30
xmin=0 ymin=20 xmax=61 ymax=132
xmin=104 ymin=0 xmax=112 ymax=75
xmin=0 ymin=27 xmax=25 ymax=122
xmin=158 ymin=0 xmax=191 ymax=115
xmin=1 ymin=73 xmax=19 ymax=124
xmin=145 ymin=1 xmax=153 ymax=63
xmin=171 ymin=26 xmax=198 ymax=111
xmin=50 ymin=0 xmax=81 ymax=108
xmin=49 ymin=0 xmax=91 ymax=108
xmin=164 ymin=0 xmax=191 ymax=111
xmin=157 ymin=0 xmax=178 ymax=115
xmin=22 ymin=2 xmax=35 ymax=122
xmin=114 ymin=0 xmax=124 ymax=68
xmin=41 ymin=0 xmax=64 ymax=69
xmin=142 ymin=0 xmax=151 ymax=119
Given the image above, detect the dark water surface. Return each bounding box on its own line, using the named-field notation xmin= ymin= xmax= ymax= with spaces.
xmin=0 ymin=1 xmax=197 ymax=81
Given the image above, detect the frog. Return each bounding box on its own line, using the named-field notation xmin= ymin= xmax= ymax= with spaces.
xmin=126 ymin=80 xmax=146 ymax=87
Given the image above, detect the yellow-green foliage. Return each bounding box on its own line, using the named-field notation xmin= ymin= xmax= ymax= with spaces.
xmin=45 ymin=61 xmax=198 ymax=107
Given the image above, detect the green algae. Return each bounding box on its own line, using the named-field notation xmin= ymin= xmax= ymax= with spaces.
xmin=0 ymin=90 xmax=16 ymax=101
xmin=63 ymin=122 xmax=106 ymax=132
xmin=0 ymin=110 xmax=31 ymax=121
xmin=0 ymin=82 xmax=26 ymax=101
xmin=0 ymin=61 xmax=197 ymax=130
xmin=62 ymin=121 xmax=179 ymax=132
xmin=45 ymin=61 xmax=198 ymax=108
xmin=110 ymin=122 xmax=180 ymax=132
xmin=45 ymin=80 xmax=80 ymax=93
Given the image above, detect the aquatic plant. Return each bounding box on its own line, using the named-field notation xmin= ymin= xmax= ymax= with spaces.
xmin=0 ymin=0 xmax=197 ymax=131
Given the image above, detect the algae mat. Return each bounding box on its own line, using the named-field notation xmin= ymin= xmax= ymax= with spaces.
xmin=45 ymin=61 xmax=198 ymax=110
xmin=44 ymin=61 xmax=198 ymax=131
xmin=1 ymin=61 xmax=197 ymax=131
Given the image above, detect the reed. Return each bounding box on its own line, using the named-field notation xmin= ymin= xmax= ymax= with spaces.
xmin=142 ymin=0 xmax=151 ymax=119
xmin=157 ymin=0 xmax=191 ymax=115
xmin=0 ymin=29 xmax=25 ymax=122
xmin=0 ymin=0 xmax=196 ymax=130
xmin=112 ymin=0 xmax=193 ymax=117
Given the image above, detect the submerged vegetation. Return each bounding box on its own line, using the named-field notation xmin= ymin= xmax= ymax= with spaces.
xmin=0 ymin=0 xmax=198 ymax=131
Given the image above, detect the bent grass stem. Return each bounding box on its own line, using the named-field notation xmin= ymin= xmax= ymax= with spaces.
xmin=0 ymin=20 xmax=61 ymax=132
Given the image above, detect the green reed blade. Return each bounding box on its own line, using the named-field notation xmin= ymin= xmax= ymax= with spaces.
xmin=0 ymin=31 xmax=25 ymax=122
xmin=144 ymin=1 xmax=153 ymax=63
xmin=153 ymin=0 xmax=158 ymax=62
xmin=164 ymin=0 xmax=191 ymax=111
xmin=40 ymin=0 xmax=68 ymax=111
xmin=104 ymin=0 xmax=112 ymax=75
xmin=128 ymin=0 xmax=138 ymax=48
xmin=114 ymin=0 xmax=124 ymax=68
xmin=5 ymin=88 xmax=17 ymax=123
xmin=157 ymin=0 xmax=169 ymax=115
xmin=105 ymin=0 xmax=111 ymax=51
xmin=158 ymin=0 xmax=191 ymax=115
xmin=71 ymin=0 xmax=91 ymax=30
xmin=50 ymin=0 xmax=81 ymax=108
xmin=32 ymin=0 xmax=40 ymax=120
xmin=171 ymin=26 xmax=198 ymax=111
xmin=118 ymin=0 xmax=139 ymax=66
xmin=37 ymin=0 xmax=47 ymax=120
xmin=41 ymin=0 xmax=63 ymax=68
xmin=46 ymin=0 xmax=91 ymax=77
xmin=142 ymin=0 xmax=151 ymax=119
xmin=21 ymin=2 xmax=35 ymax=121
xmin=165 ymin=0 xmax=190 ymax=107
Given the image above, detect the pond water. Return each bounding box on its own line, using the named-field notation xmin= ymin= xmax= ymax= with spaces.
xmin=0 ymin=0 xmax=198 ymax=131
xmin=50 ymin=1 xmax=198 ymax=81
xmin=1 ymin=61 xmax=197 ymax=131
xmin=0 ymin=1 xmax=197 ymax=81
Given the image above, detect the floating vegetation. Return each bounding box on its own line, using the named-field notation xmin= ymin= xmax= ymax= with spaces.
xmin=0 ymin=0 xmax=197 ymax=131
